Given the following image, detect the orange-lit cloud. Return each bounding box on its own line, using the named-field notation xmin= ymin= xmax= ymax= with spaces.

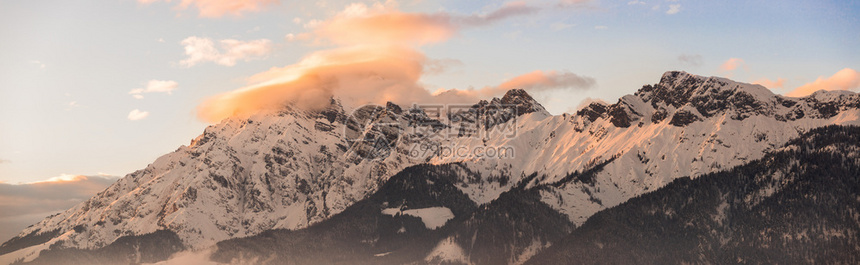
xmin=497 ymin=70 xmax=595 ymax=91
xmin=197 ymin=45 xmax=442 ymax=123
xmin=179 ymin=37 xmax=272 ymax=67
xmin=314 ymin=3 xmax=454 ymax=46
xmin=720 ymin=58 xmax=745 ymax=71
xmin=310 ymin=1 xmax=537 ymax=46
xmin=786 ymin=68 xmax=860 ymax=97
xmin=139 ymin=0 xmax=277 ymax=18
xmin=752 ymin=78 xmax=785 ymax=89
xmin=195 ymin=2 xmax=568 ymax=123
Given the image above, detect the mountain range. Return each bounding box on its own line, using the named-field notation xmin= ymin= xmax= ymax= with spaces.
xmin=1 ymin=71 xmax=858 ymax=265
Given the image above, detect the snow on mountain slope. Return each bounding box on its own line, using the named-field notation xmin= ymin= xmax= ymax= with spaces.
xmin=410 ymin=71 xmax=860 ymax=226
xmin=3 ymin=71 xmax=858 ymax=264
xmin=0 ymin=100 xmax=453 ymax=257
xmin=533 ymin=71 xmax=860 ymax=225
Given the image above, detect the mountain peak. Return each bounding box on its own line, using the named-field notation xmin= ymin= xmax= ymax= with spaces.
xmin=500 ymin=88 xmax=548 ymax=115
xmin=629 ymin=71 xmax=779 ymax=121
xmin=501 ymin=88 xmax=532 ymax=101
xmin=658 ymin=70 xmax=698 ymax=85
xmin=655 ymin=71 xmax=774 ymax=101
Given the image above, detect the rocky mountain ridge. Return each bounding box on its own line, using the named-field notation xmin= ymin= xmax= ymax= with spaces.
xmin=2 ymin=71 xmax=858 ymax=265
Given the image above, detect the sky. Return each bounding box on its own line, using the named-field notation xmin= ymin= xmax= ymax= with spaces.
xmin=1 ymin=0 xmax=859 ymax=184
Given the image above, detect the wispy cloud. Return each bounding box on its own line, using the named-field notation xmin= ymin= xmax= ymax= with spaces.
xmin=138 ymin=0 xmax=278 ymax=18
xmin=455 ymin=1 xmax=539 ymax=27
xmin=787 ymin=68 xmax=860 ymax=97
xmin=677 ymin=54 xmax=702 ymax=66
xmin=65 ymin=101 xmax=80 ymax=110
xmin=437 ymin=70 xmax=596 ymax=99
xmin=424 ymin=58 xmax=464 ymax=75
xmin=0 ymin=174 xmax=118 ymax=242
xmin=573 ymin=97 xmax=608 ymax=112
xmin=551 ymin=22 xmax=576 ymax=31
xmin=594 ymin=25 xmax=608 ymax=30
xmin=666 ymin=4 xmax=681 ymax=14
xmin=128 ymin=109 xmax=150 ymax=121
xmin=129 ymin=80 xmax=178 ymax=99
xmin=179 ymin=37 xmax=272 ymax=67
xmin=558 ymin=0 xmax=594 ymax=8
xmin=720 ymin=58 xmax=745 ymax=71
xmin=29 ymin=60 xmax=46 ymax=69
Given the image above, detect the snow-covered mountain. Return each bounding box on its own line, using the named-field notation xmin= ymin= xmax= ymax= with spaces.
xmin=203 ymin=125 xmax=860 ymax=265
xmin=528 ymin=125 xmax=860 ymax=264
xmin=2 ymin=71 xmax=858 ymax=264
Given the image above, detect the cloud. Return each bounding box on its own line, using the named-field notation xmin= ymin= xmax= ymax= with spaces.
xmin=627 ymin=0 xmax=646 ymax=5
xmin=666 ymin=4 xmax=681 ymax=14
xmin=571 ymin=97 xmax=608 ymax=112
xmin=496 ymin=70 xmax=595 ymax=92
xmin=196 ymin=2 xmax=547 ymax=123
xmin=720 ymin=58 xmax=745 ymax=71
xmin=752 ymin=78 xmax=785 ymax=89
xmin=436 ymin=70 xmax=596 ymax=99
xmin=285 ymin=33 xmax=312 ymax=42
xmin=129 ymin=80 xmax=178 ymax=99
xmin=309 ymin=1 xmax=538 ymax=46
xmin=424 ymin=58 xmax=463 ymax=75
xmin=314 ymin=3 xmax=454 ymax=46
xmin=677 ymin=54 xmax=702 ymax=66
xmin=0 ymin=174 xmax=118 ymax=242
xmin=128 ymin=109 xmax=150 ymax=121
xmin=786 ymin=68 xmax=860 ymax=97
xmin=139 ymin=0 xmax=278 ymax=18
xmin=551 ymin=22 xmax=575 ymax=31
xmin=456 ymin=1 xmax=540 ymax=27
xmin=558 ymin=0 xmax=593 ymax=8
xmin=29 ymin=60 xmax=46 ymax=69
xmin=179 ymin=37 xmax=272 ymax=67
xmin=594 ymin=25 xmax=608 ymax=30
xmin=196 ymin=45 xmax=442 ymax=123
